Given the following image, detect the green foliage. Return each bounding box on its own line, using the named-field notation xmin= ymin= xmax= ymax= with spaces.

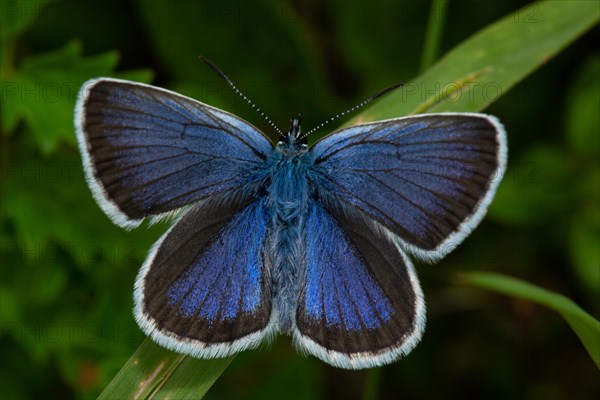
xmin=1 ymin=41 xmax=152 ymax=153
xmin=1 ymin=1 xmax=598 ymax=399
xmin=3 ymin=42 xmax=112 ymax=152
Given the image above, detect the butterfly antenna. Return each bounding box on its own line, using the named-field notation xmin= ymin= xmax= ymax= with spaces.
xmin=300 ymin=83 xmax=404 ymax=140
xmin=199 ymin=56 xmax=283 ymax=135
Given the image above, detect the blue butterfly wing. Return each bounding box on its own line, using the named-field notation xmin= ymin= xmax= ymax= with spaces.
xmin=134 ymin=196 xmax=275 ymax=357
xmin=293 ymin=200 xmax=425 ymax=369
xmin=310 ymin=113 xmax=507 ymax=260
xmin=75 ymin=78 xmax=273 ymax=228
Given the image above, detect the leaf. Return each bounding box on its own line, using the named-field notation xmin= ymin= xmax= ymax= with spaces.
xmin=352 ymin=0 xmax=600 ymax=122
xmin=460 ymin=272 xmax=600 ymax=368
xmin=1 ymin=41 xmax=152 ymax=153
xmin=98 ymin=338 xmax=233 ymax=400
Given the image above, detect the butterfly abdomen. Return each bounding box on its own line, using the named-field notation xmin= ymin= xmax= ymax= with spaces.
xmin=267 ymin=143 xmax=312 ymax=333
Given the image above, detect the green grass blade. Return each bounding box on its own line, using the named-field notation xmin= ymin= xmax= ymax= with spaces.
xmin=353 ymin=0 xmax=599 ymax=124
xmin=460 ymin=272 xmax=600 ymax=369
xmin=152 ymin=355 xmax=234 ymax=399
xmin=420 ymin=0 xmax=448 ymax=72
xmin=98 ymin=338 xmax=234 ymax=399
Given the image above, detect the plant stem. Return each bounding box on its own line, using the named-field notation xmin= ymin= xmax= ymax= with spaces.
xmin=420 ymin=0 xmax=448 ymax=72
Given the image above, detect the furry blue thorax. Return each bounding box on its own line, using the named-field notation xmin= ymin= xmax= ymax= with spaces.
xmin=267 ymin=118 xmax=312 ymax=332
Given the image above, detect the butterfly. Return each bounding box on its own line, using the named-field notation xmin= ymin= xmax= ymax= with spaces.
xmin=75 ymin=72 xmax=507 ymax=369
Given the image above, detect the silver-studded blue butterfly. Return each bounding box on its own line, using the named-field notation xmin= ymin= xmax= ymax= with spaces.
xmin=75 ymin=69 xmax=507 ymax=369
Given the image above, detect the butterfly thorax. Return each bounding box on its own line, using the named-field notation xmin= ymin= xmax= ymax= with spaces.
xmin=268 ymin=118 xmax=312 ymax=332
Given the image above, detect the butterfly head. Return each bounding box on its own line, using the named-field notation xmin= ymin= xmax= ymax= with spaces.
xmin=277 ymin=116 xmax=308 ymax=154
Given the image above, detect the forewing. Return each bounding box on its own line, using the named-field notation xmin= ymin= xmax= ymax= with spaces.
xmin=75 ymin=78 xmax=273 ymax=228
xmin=310 ymin=113 xmax=507 ymax=260
xmin=293 ymin=200 xmax=425 ymax=369
xmin=134 ymin=197 xmax=275 ymax=357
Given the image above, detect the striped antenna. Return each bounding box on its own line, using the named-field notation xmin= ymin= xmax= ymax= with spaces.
xmin=199 ymin=56 xmax=283 ymax=135
xmin=300 ymin=83 xmax=404 ymax=140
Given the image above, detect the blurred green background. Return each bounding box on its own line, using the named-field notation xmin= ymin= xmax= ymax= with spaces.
xmin=1 ymin=0 xmax=598 ymax=399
